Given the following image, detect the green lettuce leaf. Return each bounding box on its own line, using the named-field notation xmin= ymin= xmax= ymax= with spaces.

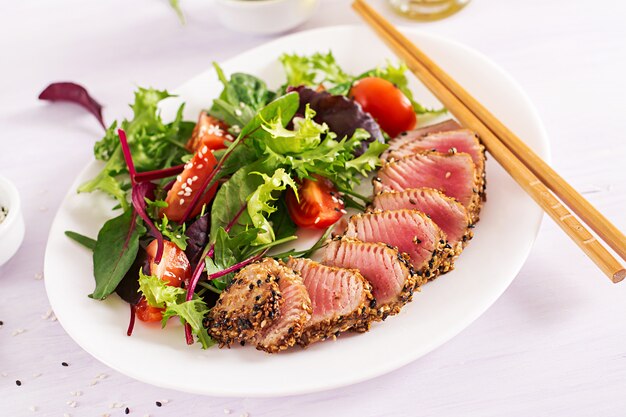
xmin=246 ymin=169 xmax=298 ymax=245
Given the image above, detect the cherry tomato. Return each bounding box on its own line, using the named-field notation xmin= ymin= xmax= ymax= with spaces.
xmin=161 ymin=144 xmax=219 ymax=222
xmin=285 ymin=175 xmax=345 ymax=229
xmin=145 ymin=240 xmax=191 ymax=288
xmin=186 ymin=112 xmax=233 ymax=152
xmin=136 ymin=240 xmax=191 ymax=322
xmin=349 ymin=77 xmax=417 ymax=138
xmin=135 ymin=298 xmax=164 ymax=322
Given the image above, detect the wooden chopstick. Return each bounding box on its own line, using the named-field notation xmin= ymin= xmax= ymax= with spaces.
xmin=354 ymin=0 xmax=626 ymax=263
xmin=353 ymin=0 xmax=626 ymax=283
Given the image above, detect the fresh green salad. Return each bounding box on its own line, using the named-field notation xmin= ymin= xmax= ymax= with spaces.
xmin=58 ymin=52 xmax=441 ymax=348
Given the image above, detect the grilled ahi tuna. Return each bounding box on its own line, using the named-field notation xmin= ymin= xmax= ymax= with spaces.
xmin=286 ymin=258 xmax=374 ymax=346
xmin=371 ymin=188 xmax=473 ymax=252
xmin=384 ymin=129 xmax=485 ymax=175
xmin=382 ymin=119 xmax=461 ymax=160
xmin=374 ymin=151 xmax=482 ymax=222
xmin=323 ymin=237 xmax=417 ymax=319
xmin=206 ymin=258 xmax=312 ymax=353
xmin=345 ymin=210 xmax=456 ymax=279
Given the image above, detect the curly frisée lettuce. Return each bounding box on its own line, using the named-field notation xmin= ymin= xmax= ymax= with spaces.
xmin=247 ymin=169 xmax=298 ymax=245
xmin=78 ymin=88 xmax=193 ymax=209
xmin=138 ymin=272 xmax=214 ymax=348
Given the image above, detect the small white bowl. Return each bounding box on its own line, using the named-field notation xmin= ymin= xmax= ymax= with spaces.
xmin=215 ymin=0 xmax=320 ymax=35
xmin=0 ymin=175 xmax=25 ymax=266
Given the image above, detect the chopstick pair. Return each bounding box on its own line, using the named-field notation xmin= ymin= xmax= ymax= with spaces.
xmin=352 ymin=0 xmax=626 ymax=283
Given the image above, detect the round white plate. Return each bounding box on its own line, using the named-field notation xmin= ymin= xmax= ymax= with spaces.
xmin=44 ymin=25 xmax=549 ymax=397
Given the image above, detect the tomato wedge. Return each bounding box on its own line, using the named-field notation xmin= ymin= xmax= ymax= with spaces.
xmin=146 ymin=240 xmax=191 ymax=287
xmin=161 ymin=145 xmax=219 ymax=222
xmin=349 ymin=77 xmax=417 ymax=138
xmin=285 ymin=175 xmax=345 ymax=229
xmin=186 ymin=111 xmax=233 ymax=152
xmin=136 ymin=240 xmax=191 ymax=322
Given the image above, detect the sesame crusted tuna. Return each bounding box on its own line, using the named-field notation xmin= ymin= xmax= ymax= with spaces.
xmin=322 ymin=237 xmax=417 ymax=319
xmin=206 ymin=258 xmax=312 ymax=353
xmin=371 ymin=188 xmax=473 ymax=254
xmin=382 ymin=119 xmax=461 ymax=160
xmin=286 ymin=258 xmax=375 ymax=346
xmin=384 ymin=129 xmax=485 ymax=175
xmin=344 ymin=210 xmax=455 ymax=281
xmin=374 ymin=151 xmax=482 ymax=222
xmin=252 ymin=259 xmax=312 ymax=353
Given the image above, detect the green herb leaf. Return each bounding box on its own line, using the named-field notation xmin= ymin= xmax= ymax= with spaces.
xmin=156 ymin=214 xmax=188 ymax=251
xmin=138 ymin=270 xmax=185 ymax=308
xmin=279 ymin=51 xmax=351 ymax=88
xmin=246 ymin=169 xmax=298 ymax=245
xmin=64 ymin=230 xmax=97 ymax=251
xmin=90 ymin=210 xmax=145 ymax=300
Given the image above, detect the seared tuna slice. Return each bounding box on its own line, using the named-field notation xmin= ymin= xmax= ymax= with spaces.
xmin=382 ymin=119 xmax=461 ymax=160
xmin=322 ymin=237 xmax=417 ymax=319
xmin=252 ymin=259 xmax=312 ymax=353
xmin=206 ymin=260 xmax=283 ymax=347
xmin=207 ymin=258 xmax=312 ymax=353
xmin=385 ymin=129 xmax=484 ymax=172
xmin=374 ymin=151 xmax=482 ymax=222
xmin=344 ymin=210 xmax=455 ymax=280
xmin=371 ymin=188 xmax=473 ymax=252
xmin=286 ymin=258 xmax=374 ymax=346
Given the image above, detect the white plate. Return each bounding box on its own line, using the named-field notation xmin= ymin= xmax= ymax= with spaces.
xmin=44 ymin=25 xmax=549 ymax=397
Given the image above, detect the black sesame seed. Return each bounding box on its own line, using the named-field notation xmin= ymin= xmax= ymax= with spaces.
xmin=0 ymin=320 xmax=3 ymax=325
xmin=400 ymin=131 xmax=408 ymax=136
xmin=61 ymin=362 xmax=69 ymax=367
xmin=156 ymin=401 xmax=162 ymax=407
xmin=16 ymin=380 xmax=22 ymax=386
xmin=125 ymin=407 xmax=130 ymax=414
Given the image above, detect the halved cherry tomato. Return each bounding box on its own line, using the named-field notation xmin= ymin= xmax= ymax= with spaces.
xmin=349 ymin=77 xmax=417 ymax=138
xmin=146 ymin=240 xmax=191 ymax=287
xmin=285 ymin=175 xmax=345 ymax=229
xmin=186 ymin=112 xmax=233 ymax=152
xmin=161 ymin=144 xmax=219 ymax=222
xmin=135 ymin=298 xmax=164 ymax=322
xmin=136 ymin=240 xmax=191 ymax=322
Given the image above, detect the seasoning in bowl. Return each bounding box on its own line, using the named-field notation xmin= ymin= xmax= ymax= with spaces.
xmin=0 ymin=206 xmax=7 ymax=224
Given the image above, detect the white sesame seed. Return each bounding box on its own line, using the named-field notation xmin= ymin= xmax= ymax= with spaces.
xmin=12 ymin=328 xmax=26 ymax=336
xmin=234 ymin=109 xmax=243 ymax=117
xmin=41 ymin=309 xmax=53 ymax=320
xmin=239 ymin=102 xmax=246 ymax=108
xmin=445 ymin=171 xmax=451 ymax=179
xmin=192 ymin=175 xmax=198 ymax=181
xmin=1 ymin=372 xmax=8 ymax=377
xmin=67 ymin=400 xmax=77 ymax=408
xmin=197 ymin=164 xmax=204 ymax=169
xmin=186 ymin=178 xmax=193 ymax=185
xmin=331 ymin=196 xmax=339 ymax=203
xmin=102 ymin=414 xmax=111 ymax=417
xmin=201 ymin=146 xmax=208 ymax=154
xmin=240 ymin=413 xmax=249 ymax=417
xmin=224 ymin=409 xmax=232 ymax=415
xmin=340 ymin=209 xmax=347 ymax=214
xmin=96 ymin=373 xmax=108 ymax=380
xmin=184 ymin=191 xmax=192 ymax=197
xmin=32 ymin=373 xmax=41 ymax=378
xmin=314 ymin=217 xmax=320 ymax=224
xmin=177 ymin=190 xmax=184 ymax=196
xmin=176 ymin=175 xmax=182 ymax=182
xmin=34 ymin=272 xmax=43 ymax=280
xmin=89 ymin=380 xmax=98 ymax=386
xmin=64 ymin=413 xmax=71 ymax=417
xmin=179 ymin=199 xmax=185 ymax=205
xmin=28 ymin=405 xmax=38 ymax=412
xmin=161 ymin=399 xmax=170 ymax=404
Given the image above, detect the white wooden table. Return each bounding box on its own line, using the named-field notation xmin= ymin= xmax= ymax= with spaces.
xmin=1 ymin=0 xmax=626 ymax=415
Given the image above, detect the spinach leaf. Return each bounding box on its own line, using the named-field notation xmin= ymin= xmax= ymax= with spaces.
xmin=209 ymin=63 xmax=273 ymax=128
xmin=90 ymin=210 xmax=145 ymax=300
xmin=64 ymin=230 xmax=97 ymax=251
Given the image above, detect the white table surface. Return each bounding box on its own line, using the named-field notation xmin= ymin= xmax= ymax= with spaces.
xmin=2 ymin=0 xmax=626 ymax=415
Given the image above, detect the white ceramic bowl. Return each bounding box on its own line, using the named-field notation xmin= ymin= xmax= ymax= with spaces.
xmin=0 ymin=175 xmax=25 ymax=266
xmin=215 ymin=0 xmax=320 ymax=35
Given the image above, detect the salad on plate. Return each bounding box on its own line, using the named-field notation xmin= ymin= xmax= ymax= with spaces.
xmin=51 ymin=51 xmax=486 ymax=353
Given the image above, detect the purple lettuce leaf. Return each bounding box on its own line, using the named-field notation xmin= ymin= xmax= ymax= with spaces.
xmin=184 ymin=213 xmax=210 ymax=271
xmin=288 ymin=86 xmax=385 ymax=155
xmin=39 ymin=82 xmax=106 ymax=130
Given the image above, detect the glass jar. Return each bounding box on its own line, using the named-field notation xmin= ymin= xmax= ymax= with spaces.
xmin=387 ymin=0 xmax=471 ymax=21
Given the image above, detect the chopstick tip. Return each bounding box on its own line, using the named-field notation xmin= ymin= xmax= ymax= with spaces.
xmin=612 ymin=269 xmax=626 ymax=284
